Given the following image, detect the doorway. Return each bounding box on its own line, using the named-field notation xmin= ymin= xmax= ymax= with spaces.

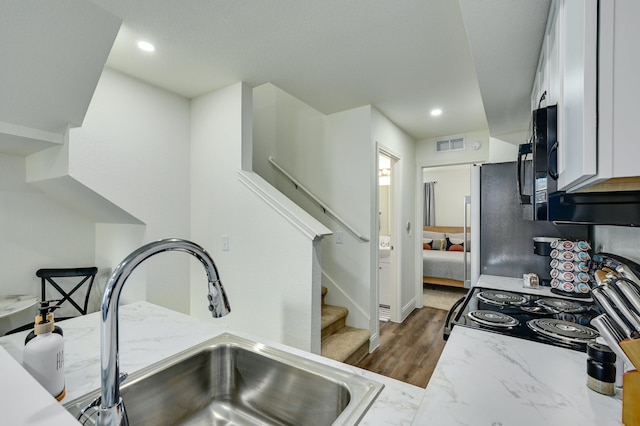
xmin=378 ymin=151 xmax=397 ymax=322
xmin=420 ymin=164 xmax=472 ymax=307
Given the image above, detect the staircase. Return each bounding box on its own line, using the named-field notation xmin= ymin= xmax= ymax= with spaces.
xmin=321 ymin=286 xmax=371 ymax=365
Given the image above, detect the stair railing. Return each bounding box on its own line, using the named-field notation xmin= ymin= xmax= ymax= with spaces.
xmin=268 ymin=156 xmax=370 ymax=242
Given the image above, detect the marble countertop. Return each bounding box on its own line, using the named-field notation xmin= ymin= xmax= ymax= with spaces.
xmin=414 ymin=274 xmax=623 ymax=425
xmin=0 ymin=275 xmax=625 ymax=425
xmin=0 ymin=301 xmax=424 ymax=426
xmin=0 ymin=294 xmax=38 ymax=319
xmin=0 ymin=294 xmax=39 ymax=335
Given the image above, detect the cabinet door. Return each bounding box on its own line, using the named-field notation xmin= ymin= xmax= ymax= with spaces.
xmin=557 ymin=0 xmax=598 ymax=190
xmin=597 ymin=0 xmax=640 ymax=181
xmin=546 ymin=1 xmax=561 ymax=106
xmin=378 ymin=261 xmax=391 ymax=307
xmin=532 ymin=49 xmax=548 ymax=110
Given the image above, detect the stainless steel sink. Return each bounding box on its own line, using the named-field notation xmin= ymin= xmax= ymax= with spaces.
xmin=65 ymin=333 xmax=383 ymax=425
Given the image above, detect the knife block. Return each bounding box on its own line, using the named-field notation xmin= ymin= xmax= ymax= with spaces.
xmin=621 ymin=339 xmax=640 ymax=370
xmin=623 ymin=371 xmax=640 ymax=426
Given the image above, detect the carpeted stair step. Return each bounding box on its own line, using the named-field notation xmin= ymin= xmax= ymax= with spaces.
xmin=321 ymin=326 xmax=371 ymax=365
xmin=321 ymin=304 xmax=348 ymax=339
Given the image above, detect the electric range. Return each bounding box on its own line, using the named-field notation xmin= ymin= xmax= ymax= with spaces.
xmin=444 ymin=286 xmax=602 ymax=352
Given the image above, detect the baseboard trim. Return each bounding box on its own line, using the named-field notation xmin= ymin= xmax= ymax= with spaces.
xmin=368 ymin=332 xmax=380 ymax=353
xmin=401 ymin=297 xmax=415 ymax=323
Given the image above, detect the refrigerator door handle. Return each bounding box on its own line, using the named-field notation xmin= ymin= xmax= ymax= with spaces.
xmin=463 ymin=195 xmax=470 ymax=286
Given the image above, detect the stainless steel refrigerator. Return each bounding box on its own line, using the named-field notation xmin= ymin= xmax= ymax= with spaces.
xmin=469 ymin=162 xmax=589 ymax=286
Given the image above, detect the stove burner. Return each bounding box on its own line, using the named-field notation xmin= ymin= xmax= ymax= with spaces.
xmin=467 ymin=310 xmax=520 ymax=328
xmin=477 ymin=290 xmax=527 ymax=306
xmin=519 ymin=306 xmax=550 ymax=314
xmin=527 ymin=318 xmax=599 ymax=344
xmin=535 ymin=298 xmax=587 ymax=313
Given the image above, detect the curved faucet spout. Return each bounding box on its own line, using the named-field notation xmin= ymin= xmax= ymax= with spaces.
xmin=97 ymin=238 xmax=230 ymax=426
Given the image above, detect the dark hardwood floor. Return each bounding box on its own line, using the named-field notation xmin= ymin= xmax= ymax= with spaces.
xmin=356 ymin=306 xmax=448 ymax=388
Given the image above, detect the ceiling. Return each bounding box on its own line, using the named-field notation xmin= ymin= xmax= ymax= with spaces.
xmin=90 ymin=0 xmax=550 ymax=142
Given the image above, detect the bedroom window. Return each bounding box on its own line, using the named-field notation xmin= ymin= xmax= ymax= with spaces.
xmin=435 ymin=137 xmax=465 ymax=153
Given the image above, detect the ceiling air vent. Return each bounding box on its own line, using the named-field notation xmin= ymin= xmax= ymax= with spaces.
xmin=435 ymin=137 xmax=465 ymax=153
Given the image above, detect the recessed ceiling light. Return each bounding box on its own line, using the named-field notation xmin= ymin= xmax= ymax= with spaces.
xmin=137 ymin=40 xmax=155 ymax=52
xmin=430 ymin=108 xmax=442 ymax=117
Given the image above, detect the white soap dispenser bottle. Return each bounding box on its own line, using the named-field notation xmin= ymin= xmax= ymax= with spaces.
xmin=23 ymin=302 xmax=65 ymax=401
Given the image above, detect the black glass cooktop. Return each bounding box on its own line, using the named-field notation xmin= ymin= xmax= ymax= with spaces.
xmin=450 ymin=287 xmax=601 ymax=352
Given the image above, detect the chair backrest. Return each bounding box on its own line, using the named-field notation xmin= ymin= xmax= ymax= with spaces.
xmin=37 ymin=267 xmax=98 ymax=318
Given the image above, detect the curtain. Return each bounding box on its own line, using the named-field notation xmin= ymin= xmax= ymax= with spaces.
xmin=423 ymin=182 xmax=435 ymax=226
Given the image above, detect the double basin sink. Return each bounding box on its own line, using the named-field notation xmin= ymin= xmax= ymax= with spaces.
xmin=65 ymin=333 xmax=383 ymax=425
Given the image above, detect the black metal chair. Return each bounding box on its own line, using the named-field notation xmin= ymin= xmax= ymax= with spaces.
xmin=37 ymin=267 xmax=98 ymax=319
xmin=4 ymin=267 xmax=98 ymax=335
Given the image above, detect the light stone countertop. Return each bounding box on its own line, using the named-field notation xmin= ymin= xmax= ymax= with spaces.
xmin=0 ymin=294 xmax=39 ymax=335
xmin=0 ymin=301 xmax=424 ymax=425
xmin=0 ymin=294 xmax=38 ymax=319
xmin=0 ymin=275 xmax=625 ymax=425
xmin=413 ymin=275 xmax=623 ymax=425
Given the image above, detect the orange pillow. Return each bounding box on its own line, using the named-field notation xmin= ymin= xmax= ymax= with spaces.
xmin=445 ymin=237 xmax=465 ymax=251
xmin=423 ymin=238 xmax=433 ymax=250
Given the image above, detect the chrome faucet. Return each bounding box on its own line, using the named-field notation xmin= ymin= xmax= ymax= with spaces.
xmin=94 ymin=238 xmax=231 ymax=426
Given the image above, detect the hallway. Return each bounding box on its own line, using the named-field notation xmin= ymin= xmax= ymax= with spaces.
xmin=361 ymin=284 xmax=467 ymax=387
xmin=357 ymin=306 xmax=447 ymax=387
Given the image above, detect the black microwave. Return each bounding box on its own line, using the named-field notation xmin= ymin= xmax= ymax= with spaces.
xmin=517 ymin=105 xmax=558 ymax=221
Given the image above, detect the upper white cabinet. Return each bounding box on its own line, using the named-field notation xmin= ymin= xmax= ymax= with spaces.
xmin=534 ymin=0 xmax=640 ymax=192
xmin=596 ymin=1 xmax=640 ymax=185
xmin=532 ymin=2 xmax=560 ymax=111
xmin=557 ymin=0 xmax=597 ymax=191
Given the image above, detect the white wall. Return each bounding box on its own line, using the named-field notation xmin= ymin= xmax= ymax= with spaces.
xmin=11 ymin=72 xmax=324 ymax=352
xmin=379 ymin=184 xmax=390 ymax=236
xmin=422 ymin=164 xmax=471 ymax=227
xmin=252 ymin=83 xmax=418 ymax=347
xmin=253 ymin=84 xmax=373 ymax=335
xmin=323 ymin=105 xmax=375 ymax=330
xmin=67 ymin=68 xmax=192 ymax=312
xmin=371 ymin=108 xmax=417 ymax=322
xmin=593 ymin=226 xmax=640 ymax=264
xmin=416 ymin=130 xmax=490 ymax=167
xmin=0 ymin=152 xmax=96 ymax=297
xmin=190 ymin=82 xmax=325 ymax=352
xmin=488 ymin=137 xmax=520 ymax=163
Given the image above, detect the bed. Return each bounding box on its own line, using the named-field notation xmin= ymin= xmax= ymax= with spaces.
xmin=422 ymin=226 xmax=471 ymax=288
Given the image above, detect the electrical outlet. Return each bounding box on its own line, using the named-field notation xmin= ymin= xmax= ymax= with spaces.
xmin=222 ymin=234 xmax=229 ymax=251
xmin=336 ymin=232 xmax=343 ymax=244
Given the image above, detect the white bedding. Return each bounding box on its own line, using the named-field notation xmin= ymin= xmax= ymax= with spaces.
xmin=423 ymin=250 xmax=471 ymax=282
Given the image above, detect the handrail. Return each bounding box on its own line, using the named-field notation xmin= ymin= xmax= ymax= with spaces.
xmin=268 ymin=156 xmax=370 ymax=242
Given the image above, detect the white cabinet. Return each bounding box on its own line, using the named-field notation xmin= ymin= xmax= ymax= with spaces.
xmin=594 ymin=1 xmax=640 ymax=186
xmin=546 ymin=5 xmax=561 ymax=107
xmin=531 ymin=41 xmax=548 ymax=111
xmin=556 ymin=0 xmax=598 ymax=190
xmin=531 ymin=2 xmax=560 ymax=110
xmin=378 ymin=257 xmax=391 ymax=307
xmin=534 ymin=0 xmax=640 ymax=192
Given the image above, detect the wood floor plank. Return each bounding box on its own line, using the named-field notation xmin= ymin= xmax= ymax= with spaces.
xmin=356 ymin=306 xmax=448 ymax=388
